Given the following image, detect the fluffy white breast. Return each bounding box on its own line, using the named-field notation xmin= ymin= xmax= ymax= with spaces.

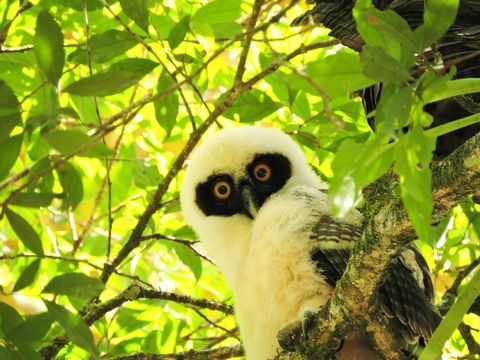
xmin=236 ymin=185 xmax=336 ymax=360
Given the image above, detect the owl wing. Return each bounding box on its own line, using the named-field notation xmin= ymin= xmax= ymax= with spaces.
xmin=309 ymin=215 xmax=441 ymax=343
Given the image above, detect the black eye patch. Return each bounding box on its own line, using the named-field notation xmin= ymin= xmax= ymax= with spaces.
xmin=247 ymin=153 xmax=292 ymax=199
xmin=195 ymin=174 xmax=242 ymax=216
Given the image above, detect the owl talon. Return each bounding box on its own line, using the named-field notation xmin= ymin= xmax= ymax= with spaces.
xmin=276 ymin=310 xmax=318 ymax=352
xmin=277 ymin=319 xmax=302 ymax=352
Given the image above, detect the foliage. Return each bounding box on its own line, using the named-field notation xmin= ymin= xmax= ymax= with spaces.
xmin=0 ymin=0 xmax=478 ymax=359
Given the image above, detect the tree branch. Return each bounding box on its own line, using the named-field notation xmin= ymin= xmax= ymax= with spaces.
xmin=40 ymin=284 xmax=234 ymax=359
xmin=112 ymin=345 xmax=243 ymax=360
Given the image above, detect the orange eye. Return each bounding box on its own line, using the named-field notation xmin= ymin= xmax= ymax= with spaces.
xmin=213 ymin=181 xmax=231 ymax=200
xmin=253 ymin=163 xmax=271 ymax=182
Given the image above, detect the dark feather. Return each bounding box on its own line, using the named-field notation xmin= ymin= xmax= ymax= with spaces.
xmin=308 ymin=216 xmax=440 ymax=344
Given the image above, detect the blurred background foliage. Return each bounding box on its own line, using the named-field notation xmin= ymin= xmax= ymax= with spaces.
xmin=0 ymin=0 xmax=478 ymax=359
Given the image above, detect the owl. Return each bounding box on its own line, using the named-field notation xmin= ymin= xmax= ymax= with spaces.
xmin=180 ymin=126 xmax=440 ymax=359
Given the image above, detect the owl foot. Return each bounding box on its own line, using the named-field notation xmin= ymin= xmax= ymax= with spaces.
xmin=276 ymin=310 xmax=317 ymax=352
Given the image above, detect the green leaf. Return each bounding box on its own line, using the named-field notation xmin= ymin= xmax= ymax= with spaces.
xmin=10 ymin=192 xmax=55 ymax=208
xmin=13 ymin=259 xmax=41 ymax=292
xmin=375 ymin=84 xmax=413 ymax=138
xmin=420 ymin=268 xmax=480 ymax=360
xmin=0 ymin=343 xmax=41 ymax=360
xmin=133 ymin=161 xmax=162 ymax=189
xmin=415 ymin=0 xmax=459 ymax=49
xmin=0 ymin=134 xmax=22 ymax=182
xmin=142 ymin=330 xmax=161 ymax=352
xmin=0 ymin=80 xmax=21 ymax=142
xmin=330 ymin=137 xmax=394 ymax=217
xmin=43 ymin=273 xmax=104 ymax=298
xmin=68 ymin=30 xmax=138 ymax=64
xmin=292 ymin=52 xmax=375 ymax=97
xmin=223 ymin=89 xmax=280 ymax=122
xmin=6 ymin=209 xmax=44 ymax=255
xmin=354 ymin=0 xmax=416 ymax=60
xmin=291 ymin=91 xmax=311 ymax=120
xmin=154 ymin=71 xmax=179 ymax=139
xmin=169 ymin=241 xmax=202 ymax=281
xmin=45 ymin=129 xmax=114 ymax=158
xmin=192 ymin=0 xmax=242 ymax=24
xmin=394 ymin=127 xmax=435 ymax=241
xmin=64 ymin=58 xmax=158 ymax=96
xmin=423 ymin=78 xmax=480 ymax=104
xmin=33 ymin=10 xmax=65 ymax=84
xmin=360 ymin=45 xmax=412 ymax=83
xmin=28 ymin=157 xmax=54 ymax=193
xmin=0 ymin=302 xmax=24 ymax=335
xmin=43 ymin=300 xmax=99 ymax=358
xmin=59 ymin=0 xmax=103 ymax=11
xmin=168 ymin=15 xmax=190 ymax=50
xmin=6 ymin=312 xmax=52 ymax=345
xmin=120 ymin=0 xmax=149 ymax=33
xmin=56 ymin=162 xmax=84 ymax=210
xmin=160 ymin=318 xmax=174 ymax=345
xmin=426 ymin=112 xmax=480 ymax=139
xmin=211 ymin=21 xmax=243 ymax=39
xmin=150 ymin=14 xmax=176 ymax=40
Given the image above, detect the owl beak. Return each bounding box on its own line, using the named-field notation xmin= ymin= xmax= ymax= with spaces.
xmin=240 ymin=184 xmax=259 ymax=219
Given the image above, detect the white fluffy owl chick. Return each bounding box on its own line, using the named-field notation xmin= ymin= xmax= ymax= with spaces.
xmin=180 ymin=126 xmax=439 ymax=360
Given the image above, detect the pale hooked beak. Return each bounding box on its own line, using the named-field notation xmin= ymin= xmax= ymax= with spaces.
xmin=240 ymin=184 xmax=259 ymax=219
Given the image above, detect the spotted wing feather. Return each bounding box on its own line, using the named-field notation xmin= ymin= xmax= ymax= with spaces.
xmin=309 ymin=216 xmax=440 ymax=343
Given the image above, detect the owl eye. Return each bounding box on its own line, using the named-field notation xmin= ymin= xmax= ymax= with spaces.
xmin=213 ymin=180 xmax=231 ymax=200
xmin=253 ymin=163 xmax=271 ymax=182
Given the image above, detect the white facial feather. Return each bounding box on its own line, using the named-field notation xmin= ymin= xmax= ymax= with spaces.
xmin=180 ymin=126 xmax=359 ymax=359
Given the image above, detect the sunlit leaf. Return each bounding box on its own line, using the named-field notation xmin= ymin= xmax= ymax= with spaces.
xmin=192 ymin=0 xmax=242 ymax=24
xmin=64 ymin=58 xmax=158 ymax=96
xmin=155 ymin=71 xmax=179 ymax=139
xmin=223 ymin=89 xmax=281 ymax=122
xmin=56 ymin=161 xmax=83 ymax=210
xmin=290 ymin=52 xmax=375 ymax=97
xmin=0 ymin=134 xmax=22 ymax=182
xmin=6 ymin=312 xmax=52 ymax=345
xmin=10 ymin=192 xmax=55 ymax=208
xmin=354 ymin=0 xmax=416 ymax=62
xmin=68 ymin=30 xmax=138 ymax=64
xmin=120 ymin=0 xmax=150 ymax=33
xmin=330 ymin=137 xmax=394 ymax=217
xmin=33 ymin=10 xmax=64 ymax=84
xmin=0 ymin=302 xmax=24 ymax=335
xmin=150 ymin=14 xmax=176 ymax=39
xmin=168 ymin=15 xmax=190 ymax=50
xmin=59 ymin=0 xmax=103 ymax=11
xmin=0 ymin=80 xmax=21 ymax=142
xmin=360 ymin=45 xmax=412 ymax=83
xmin=394 ymin=127 xmax=435 ymax=241
xmin=45 ymin=129 xmax=114 ymax=158
xmin=415 ymin=0 xmax=459 ymax=49
xmin=43 ymin=273 xmax=105 ymax=298
xmin=6 ymin=209 xmax=44 ymax=255
xmin=13 ymin=259 xmax=41 ymax=292
xmin=44 ymin=300 xmax=99 ymax=358
xmin=133 ymin=161 xmax=162 ymax=189
xmin=375 ymin=84 xmax=413 ymax=137
xmin=169 ymin=241 xmax=202 ymax=281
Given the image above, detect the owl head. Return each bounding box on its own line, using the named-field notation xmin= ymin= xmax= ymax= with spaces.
xmin=180 ymin=126 xmax=322 ymax=278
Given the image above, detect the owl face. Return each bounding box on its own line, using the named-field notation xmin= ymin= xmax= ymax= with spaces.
xmin=180 ymin=126 xmax=322 ymax=274
xmin=194 ymin=152 xmax=292 ymax=219
xmin=181 ymin=126 xmax=321 ymax=227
